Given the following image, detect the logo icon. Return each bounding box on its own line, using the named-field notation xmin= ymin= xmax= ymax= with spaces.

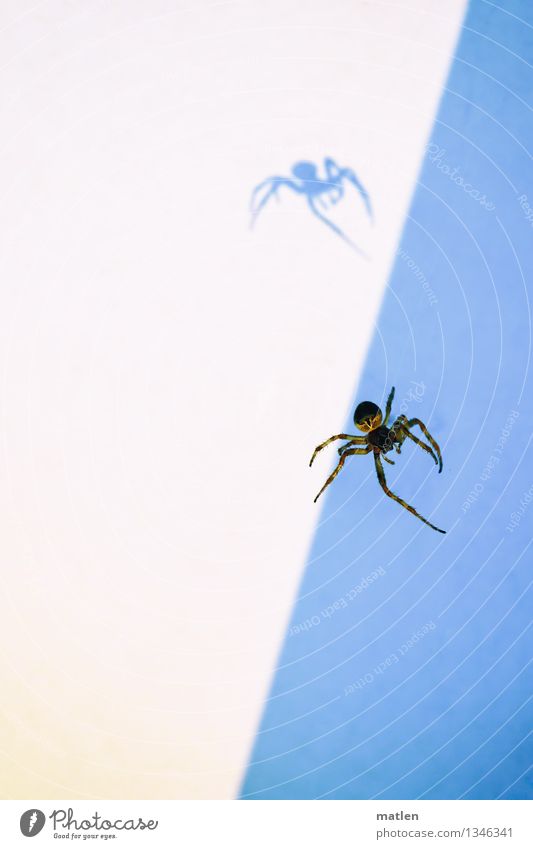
xmin=20 ymin=810 xmax=46 ymax=837
xmin=250 ymin=157 xmax=373 ymax=255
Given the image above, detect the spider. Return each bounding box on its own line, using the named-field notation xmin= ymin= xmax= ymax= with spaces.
xmin=310 ymin=387 xmax=446 ymax=533
xmin=250 ymin=157 xmax=372 ymax=255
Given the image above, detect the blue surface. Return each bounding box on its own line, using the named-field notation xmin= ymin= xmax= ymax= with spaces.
xmin=241 ymin=0 xmax=533 ymax=800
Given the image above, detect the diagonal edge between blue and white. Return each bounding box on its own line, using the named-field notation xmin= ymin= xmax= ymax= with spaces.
xmin=239 ymin=0 xmax=533 ymax=801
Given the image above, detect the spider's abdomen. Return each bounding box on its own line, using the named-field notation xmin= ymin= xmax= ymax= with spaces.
xmin=368 ymin=425 xmax=394 ymax=453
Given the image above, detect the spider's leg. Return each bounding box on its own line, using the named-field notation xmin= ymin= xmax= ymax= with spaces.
xmin=390 ymin=415 xmax=438 ymax=466
xmin=317 ymin=183 xmax=342 ymax=208
xmin=323 ymin=158 xmax=341 ymax=175
xmin=374 ymin=454 xmax=446 ymax=533
xmin=316 ymin=192 xmax=330 ymax=211
xmin=382 ymin=455 xmax=395 ymax=465
xmin=250 ymin=180 xmax=276 ymax=227
xmin=322 ymin=159 xmax=342 ymax=191
xmin=323 ymin=160 xmax=346 ymax=202
xmin=383 ymin=386 xmax=395 ymax=425
xmin=314 ymin=446 xmax=371 ymax=503
xmin=310 ymin=433 xmax=365 ymax=467
xmin=406 ymin=418 xmax=443 ymax=472
xmin=250 ymin=177 xmax=301 ymax=227
xmin=319 ymin=164 xmax=343 ymax=204
xmin=307 ymin=197 xmax=368 ymax=259
xmin=329 ymin=185 xmax=343 ymax=205
xmin=399 ymin=425 xmax=440 ymax=469
xmin=307 ymin=195 xmax=346 ymax=239
xmin=388 ymin=416 xmax=408 ymax=448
